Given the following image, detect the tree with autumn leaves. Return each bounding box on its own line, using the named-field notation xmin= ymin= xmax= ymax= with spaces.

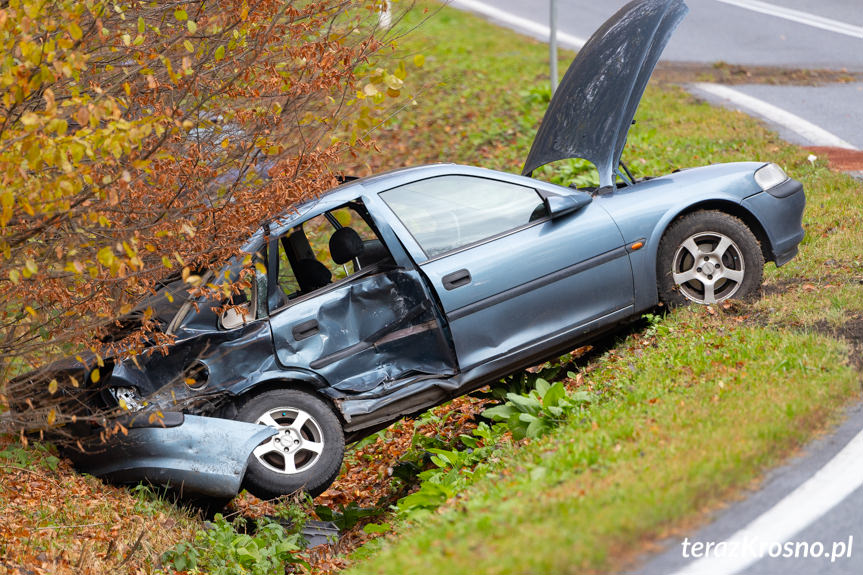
xmin=0 ymin=0 xmax=417 ymax=432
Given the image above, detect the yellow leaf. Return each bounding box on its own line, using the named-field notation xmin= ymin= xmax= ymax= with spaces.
xmin=90 ymin=368 xmax=100 ymax=383
xmin=24 ymin=306 xmax=37 ymax=317
xmin=384 ymin=75 xmax=403 ymax=90
xmin=183 ymin=39 xmax=194 ymax=53
xmin=414 ymin=54 xmax=425 ymax=68
xmin=48 ymin=379 xmax=58 ymax=395
xmin=187 ymin=20 xmax=197 ymax=33
xmin=8 ymin=270 xmax=20 ymax=284
xmin=97 ymin=246 xmax=115 ymax=267
xmin=47 ymin=409 xmax=56 ymax=426
xmin=68 ymin=22 xmax=83 ymax=41
xmin=20 ymin=112 xmax=39 ymax=127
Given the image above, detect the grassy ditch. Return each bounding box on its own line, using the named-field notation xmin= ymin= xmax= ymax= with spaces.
xmin=332 ymin=2 xmax=863 ymax=574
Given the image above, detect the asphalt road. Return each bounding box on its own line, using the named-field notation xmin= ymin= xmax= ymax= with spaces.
xmin=451 ymin=0 xmax=863 ymax=151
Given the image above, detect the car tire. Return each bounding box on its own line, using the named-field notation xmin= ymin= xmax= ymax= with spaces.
xmin=658 ymin=210 xmax=764 ymax=306
xmin=235 ymin=389 xmax=344 ymax=499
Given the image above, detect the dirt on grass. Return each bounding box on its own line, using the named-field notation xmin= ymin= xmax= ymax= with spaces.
xmin=652 ymin=61 xmax=863 ymax=86
xmin=804 ymin=147 xmax=863 ymax=172
xmin=811 ymin=315 xmax=863 ymax=372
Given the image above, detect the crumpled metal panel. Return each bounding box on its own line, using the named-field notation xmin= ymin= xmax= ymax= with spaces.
xmin=522 ymin=0 xmax=688 ymax=186
xmin=66 ymin=414 xmax=275 ymax=499
xmin=269 ymin=268 xmax=458 ymax=395
xmin=338 ymin=375 xmax=464 ymax=432
xmin=110 ymin=318 xmax=282 ymax=410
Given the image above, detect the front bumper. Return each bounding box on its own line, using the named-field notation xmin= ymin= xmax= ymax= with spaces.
xmin=742 ymin=178 xmax=805 ymax=267
xmin=65 ymin=413 xmax=275 ymax=499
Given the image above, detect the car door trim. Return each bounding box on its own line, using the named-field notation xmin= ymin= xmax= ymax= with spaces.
xmin=446 ymin=245 xmax=628 ymax=322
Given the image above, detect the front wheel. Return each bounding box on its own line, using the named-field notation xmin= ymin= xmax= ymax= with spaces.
xmin=658 ymin=211 xmax=764 ymax=306
xmin=236 ymin=389 xmax=344 ymax=499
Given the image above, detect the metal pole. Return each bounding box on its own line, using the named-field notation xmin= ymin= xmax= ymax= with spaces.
xmin=550 ymin=0 xmax=558 ymax=95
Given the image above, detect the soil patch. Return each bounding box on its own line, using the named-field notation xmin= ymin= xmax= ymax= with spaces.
xmin=652 ymin=61 xmax=863 ymax=87
xmin=805 ymin=147 xmax=863 ymax=172
xmin=810 ymin=315 xmax=863 ymax=371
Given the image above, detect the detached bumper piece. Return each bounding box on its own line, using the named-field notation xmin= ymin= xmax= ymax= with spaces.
xmin=66 ymin=413 xmax=276 ymax=499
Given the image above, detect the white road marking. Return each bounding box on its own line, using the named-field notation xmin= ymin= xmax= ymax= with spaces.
xmin=714 ymin=0 xmax=863 ymax=39
xmin=691 ymin=83 xmax=858 ymax=150
xmin=449 ymin=0 xmax=586 ymax=50
xmin=670 ymin=427 xmax=863 ymax=575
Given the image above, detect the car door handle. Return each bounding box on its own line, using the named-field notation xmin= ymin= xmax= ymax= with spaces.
xmin=442 ymin=269 xmax=472 ymax=290
xmin=291 ymin=319 xmax=319 ymax=341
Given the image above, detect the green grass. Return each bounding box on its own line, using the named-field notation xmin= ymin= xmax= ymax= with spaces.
xmin=340 ymin=2 xmax=863 ymax=573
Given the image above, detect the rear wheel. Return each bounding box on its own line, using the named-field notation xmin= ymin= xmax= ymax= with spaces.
xmin=658 ymin=211 xmax=763 ymax=306
xmin=236 ymin=389 xmax=344 ymax=499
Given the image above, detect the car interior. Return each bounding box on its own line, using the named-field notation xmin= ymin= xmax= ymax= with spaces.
xmin=272 ymin=201 xmax=395 ymax=307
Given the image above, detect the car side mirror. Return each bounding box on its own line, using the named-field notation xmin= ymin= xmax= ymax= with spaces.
xmin=220 ymin=304 xmax=251 ymax=330
xmin=545 ymin=192 xmax=592 ymax=219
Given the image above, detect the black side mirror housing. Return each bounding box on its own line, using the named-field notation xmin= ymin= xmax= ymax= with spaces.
xmin=545 ymin=192 xmax=592 ymax=219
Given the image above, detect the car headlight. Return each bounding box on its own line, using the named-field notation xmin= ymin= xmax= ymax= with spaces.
xmin=754 ymin=163 xmax=788 ymax=191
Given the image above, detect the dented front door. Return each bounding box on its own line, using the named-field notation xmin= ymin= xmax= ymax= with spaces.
xmin=268 ymin=268 xmax=457 ymax=394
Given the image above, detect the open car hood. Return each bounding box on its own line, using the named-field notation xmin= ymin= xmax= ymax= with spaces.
xmin=522 ymin=0 xmax=688 ymax=187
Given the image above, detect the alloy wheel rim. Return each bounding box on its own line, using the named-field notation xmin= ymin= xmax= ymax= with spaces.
xmin=671 ymin=231 xmax=745 ymax=304
xmin=252 ymin=406 xmax=324 ymax=475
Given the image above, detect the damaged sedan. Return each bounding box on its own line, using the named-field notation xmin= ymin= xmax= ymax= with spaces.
xmin=17 ymin=0 xmax=805 ymax=500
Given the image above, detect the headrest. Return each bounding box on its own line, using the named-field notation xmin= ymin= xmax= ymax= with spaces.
xmin=294 ymin=258 xmax=332 ymax=292
xmin=329 ymin=227 xmax=364 ymax=265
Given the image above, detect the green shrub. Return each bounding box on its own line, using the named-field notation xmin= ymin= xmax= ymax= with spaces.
xmin=482 ymin=378 xmax=593 ymax=439
xmin=160 ymin=513 xmax=305 ymax=574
